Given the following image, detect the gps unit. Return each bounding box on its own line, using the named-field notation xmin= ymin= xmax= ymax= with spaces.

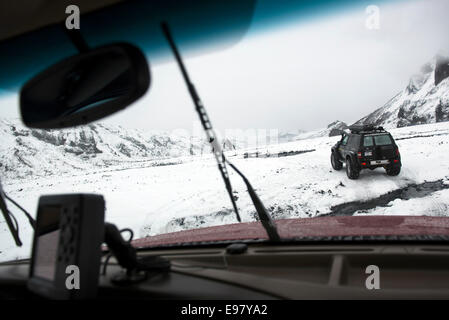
xmin=27 ymin=194 xmax=105 ymax=299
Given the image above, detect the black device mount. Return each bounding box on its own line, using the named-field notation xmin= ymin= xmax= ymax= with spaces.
xmin=27 ymin=194 xmax=170 ymax=299
xmin=103 ymin=223 xmax=170 ymax=285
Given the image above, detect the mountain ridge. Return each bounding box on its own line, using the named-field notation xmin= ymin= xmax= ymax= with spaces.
xmin=0 ymin=119 xmax=210 ymax=180
xmin=355 ymin=56 xmax=449 ymax=128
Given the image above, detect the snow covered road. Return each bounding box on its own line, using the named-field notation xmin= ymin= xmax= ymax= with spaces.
xmin=1 ymin=122 xmax=449 ymax=262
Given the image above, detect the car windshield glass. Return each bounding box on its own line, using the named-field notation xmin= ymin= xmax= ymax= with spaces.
xmin=1 ymin=0 xmax=449 ymax=262
xmin=373 ymin=135 xmax=393 ymax=146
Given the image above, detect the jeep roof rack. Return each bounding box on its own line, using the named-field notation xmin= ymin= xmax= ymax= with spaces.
xmin=348 ymin=125 xmax=386 ymax=134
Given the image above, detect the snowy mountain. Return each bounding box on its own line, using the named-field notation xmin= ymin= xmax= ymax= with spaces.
xmin=294 ymin=120 xmax=348 ymax=140
xmin=327 ymin=120 xmax=349 ymax=136
xmin=0 ymin=119 xmax=210 ymax=180
xmin=0 ymin=119 xmax=308 ymax=181
xmin=278 ymin=129 xmax=306 ymax=142
xmin=355 ymin=56 xmax=449 ymax=128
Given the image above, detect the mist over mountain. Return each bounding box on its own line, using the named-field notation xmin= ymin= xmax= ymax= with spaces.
xmin=355 ymin=56 xmax=449 ymax=128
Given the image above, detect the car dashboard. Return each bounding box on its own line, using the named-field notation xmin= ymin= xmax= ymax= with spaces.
xmin=1 ymin=243 xmax=449 ymax=300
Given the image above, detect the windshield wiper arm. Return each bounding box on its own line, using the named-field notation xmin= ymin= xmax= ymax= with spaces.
xmin=0 ymin=177 xmax=36 ymax=247
xmin=161 ymin=22 xmax=280 ymax=241
xmin=0 ymin=178 xmax=22 ymax=246
xmin=225 ymin=159 xmax=280 ymax=241
xmin=161 ymin=21 xmax=241 ymax=223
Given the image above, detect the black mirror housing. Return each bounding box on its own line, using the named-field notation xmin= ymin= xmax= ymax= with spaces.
xmin=20 ymin=43 xmax=150 ymax=129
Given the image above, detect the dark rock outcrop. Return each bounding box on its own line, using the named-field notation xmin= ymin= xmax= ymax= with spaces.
xmin=355 ymin=56 xmax=449 ymax=128
xmin=328 ymin=120 xmax=348 ymax=137
xmin=435 ymin=55 xmax=449 ymax=86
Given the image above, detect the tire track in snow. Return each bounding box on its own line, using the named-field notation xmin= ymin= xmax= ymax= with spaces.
xmin=324 ymin=179 xmax=449 ymax=217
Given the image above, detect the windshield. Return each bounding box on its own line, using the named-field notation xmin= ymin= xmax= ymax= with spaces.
xmin=1 ymin=0 xmax=449 ymax=262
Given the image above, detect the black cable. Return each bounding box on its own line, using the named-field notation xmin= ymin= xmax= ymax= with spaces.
xmin=101 ymin=228 xmax=134 ymax=276
xmin=4 ymin=194 xmax=35 ymax=230
xmin=101 ymin=253 xmax=113 ymax=276
xmin=119 ymin=228 xmax=134 ymax=242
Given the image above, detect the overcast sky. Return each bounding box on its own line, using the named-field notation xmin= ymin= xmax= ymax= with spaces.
xmin=1 ymin=0 xmax=449 ymax=132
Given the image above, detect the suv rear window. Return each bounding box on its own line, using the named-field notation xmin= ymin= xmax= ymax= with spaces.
xmin=374 ymin=134 xmax=393 ymax=145
xmin=364 ymin=134 xmax=393 ymax=146
xmin=363 ymin=136 xmax=374 ymax=147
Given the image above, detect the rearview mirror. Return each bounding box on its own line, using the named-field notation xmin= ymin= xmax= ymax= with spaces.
xmin=20 ymin=43 xmax=150 ymax=128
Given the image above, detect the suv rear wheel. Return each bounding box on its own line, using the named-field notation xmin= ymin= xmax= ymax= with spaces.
xmin=331 ymin=152 xmax=342 ymax=170
xmin=386 ymin=166 xmax=401 ymax=176
xmin=346 ymin=157 xmax=360 ymax=179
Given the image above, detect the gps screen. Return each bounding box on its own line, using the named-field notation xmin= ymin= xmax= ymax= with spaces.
xmin=32 ymin=206 xmax=61 ymax=281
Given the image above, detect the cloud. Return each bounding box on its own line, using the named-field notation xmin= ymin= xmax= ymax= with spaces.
xmin=2 ymin=0 xmax=449 ymax=132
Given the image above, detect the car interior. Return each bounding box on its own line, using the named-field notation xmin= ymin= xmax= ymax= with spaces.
xmin=1 ymin=0 xmax=449 ymax=302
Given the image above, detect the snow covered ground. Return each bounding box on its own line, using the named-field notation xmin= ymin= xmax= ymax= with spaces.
xmin=1 ymin=121 xmax=449 ymax=262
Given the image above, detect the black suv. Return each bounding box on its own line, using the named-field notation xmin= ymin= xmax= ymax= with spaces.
xmin=330 ymin=125 xmax=402 ymax=179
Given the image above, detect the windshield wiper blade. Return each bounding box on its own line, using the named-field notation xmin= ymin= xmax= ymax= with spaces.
xmin=0 ymin=177 xmax=36 ymax=247
xmin=161 ymin=22 xmax=241 ymax=223
xmin=0 ymin=178 xmax=22 ymax=246
xmin=4 ymin=193 xmax=35 ymax=230
xmin=225 ymin=159 xmax=280 ymax=241
xmin=161 ymin=22 xmax=280 ymax=241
